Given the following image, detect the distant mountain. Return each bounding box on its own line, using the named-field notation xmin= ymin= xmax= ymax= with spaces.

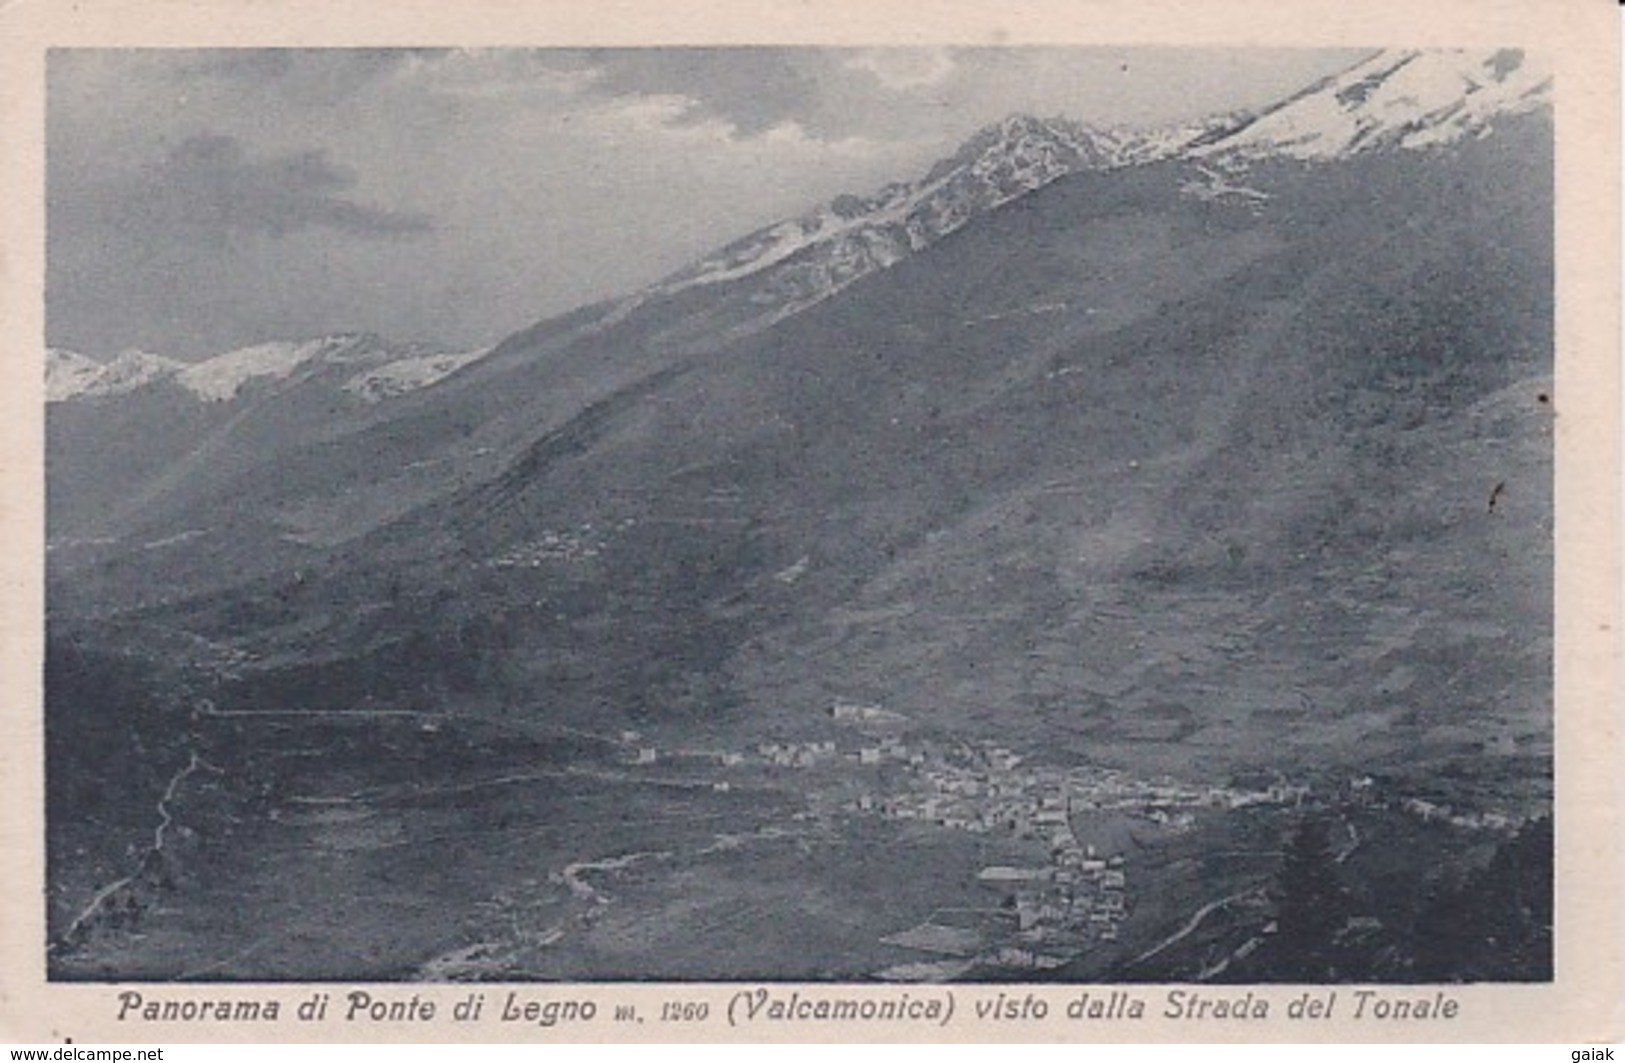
xmin=657 ymin=114 xmax=1136 ymax=293
xmin=44 ymin=348 xmax=104 ymax=402
xmin=49 ymin=50 xmax=1549 ymax=412
xmin=566 ymin=114 xmax=1143 ymax=348
xmin=552 ymin=49 xmax=1549 ymax=348
xmin=47 ymin=349 xmax=184 ymax=402
xmin=45 ymin=333 xmax=490 ymax=553
xmin=47 ymin=333 xmax=488 ymax=405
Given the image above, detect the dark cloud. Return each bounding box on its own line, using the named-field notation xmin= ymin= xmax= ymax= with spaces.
xmin=145 ymin=133 xmax=432 ymax=238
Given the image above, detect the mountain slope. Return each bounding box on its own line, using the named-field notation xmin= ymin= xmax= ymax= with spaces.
xmin=47 ymin=54 xmax=1552 ymax=787
xmin=53 ymin=108 xmax=1549 ymax=788
xmin=45 ymin=113 xmax=1149 ymax=599
xmin=573 ymin=115 xmax=1145 ymax=352
xmin=47 ymin=48 xmax=1552 ymax=579
xmin=46 ymin=334 xmax=493 ymax=558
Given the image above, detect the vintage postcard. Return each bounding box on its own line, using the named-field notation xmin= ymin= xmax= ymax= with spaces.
xmin=0 ymin=0 xmax=1619 ymax=1044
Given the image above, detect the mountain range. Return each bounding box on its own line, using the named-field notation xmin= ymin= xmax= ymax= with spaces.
xmin=48 ymin=334 xmax=488 ymax=405
xmin=48 ymin=46 xmax=1554 ymax=784
xmin=50 ymin=48 xmax=1549 ymax=409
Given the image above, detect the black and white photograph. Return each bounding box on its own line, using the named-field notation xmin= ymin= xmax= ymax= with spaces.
xmin=35 ymin=40 xmax=1568 ymax=992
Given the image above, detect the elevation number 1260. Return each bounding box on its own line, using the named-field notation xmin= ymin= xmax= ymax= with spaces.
xmin=660 ymin=1001 xmax=709 ymax=1022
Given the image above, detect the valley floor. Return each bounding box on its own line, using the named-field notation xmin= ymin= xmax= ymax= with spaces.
xmin=46 ymin=709 xmax=1544 ymax=983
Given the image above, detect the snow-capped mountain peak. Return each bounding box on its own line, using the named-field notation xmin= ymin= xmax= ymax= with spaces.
xmin=172 ymin=333 xmax=410 ymax=402
xmin=53 ymin=52 xmax=1553 ymax=407
xmin=45 ymin=349 xmax=105 ymax=402
xmin=571 ymin=60 xmax=1549 ymax=349
xmin=610 ymin=112 xmax=1137 ymax=334
xmin=1198 ymin=48 xmax=1551 ymax=163
xmin=48 ymin=348 xmax=186 ymax=401
xmin=923 ymin=113 xmax=1125 ymax=184
xmin=176 ymin=336 xmax=342 ymax=402
xmin=47 ymin=333 xmax=491 ymax=405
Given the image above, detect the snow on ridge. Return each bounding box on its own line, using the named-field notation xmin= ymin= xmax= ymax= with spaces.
xmin=47 ymin=348 xmax=186 ymax=402
xmin=48 ymin=333 xmax=476 ymax=405
xmin=644 ymin=114 xmax=1130 ymax=306
xmin=1198 ymin=48 xmax=1551 ymax=163
xmin=92 ymin=350 xmax=185 ymax=395
xmin=46 ymin=349 xmax=105 ymax=402
xmin=639 ymin=52 xmax=1550 ymax=315
xmin=571 ymin=51 xmax=1549 ymax=348
xmin=342 ymin=348 xmax=490 ymax=402
xmin=176 ymin=337 xmax=340 ymax=402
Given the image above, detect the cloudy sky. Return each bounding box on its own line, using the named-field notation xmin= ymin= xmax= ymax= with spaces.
xmin=48 ymin=47 xmax=1363 ymax=358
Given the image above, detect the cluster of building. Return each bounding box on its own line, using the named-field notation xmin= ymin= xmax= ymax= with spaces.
xmin=977 ymin=834 xmax=1133 ymax=947
xmin=1399 ymin=796 xmax=1521 ymax=833
xmin=616 ymin=707 xmax=1317 ymax=848
xmin=850 ymin=754 xmax=1069 ymax=837
xmin=842 ymin=739 xmax=1305 ymax=839
xmin=607 ymin=709 xmax=1532 ymax=978
xmin=834 ymin=743 xmax=1137 ymax=950
xmin=754 ymin=739 xmax=841 ymax=769
xmin=1346 ymin=776 xmax=1526 ymax=834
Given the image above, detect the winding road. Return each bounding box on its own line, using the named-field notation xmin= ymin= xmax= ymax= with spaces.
xmin=1128 ymin=882 xmax=1269 ymax=969
xmin=56 ymin=748 xmax=222 ymax=949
